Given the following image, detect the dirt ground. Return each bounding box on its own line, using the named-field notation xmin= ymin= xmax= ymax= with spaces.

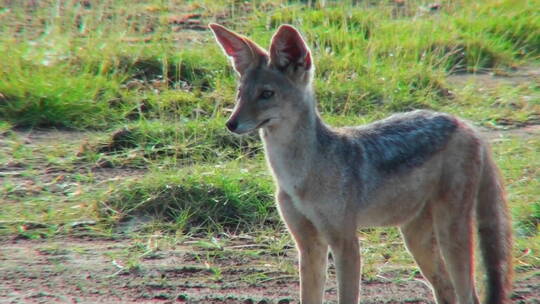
xmin=0 ymin=237 xmax=538 ymax=304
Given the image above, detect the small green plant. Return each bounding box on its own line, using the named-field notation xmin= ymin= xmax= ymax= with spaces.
xmin=99 ymin=164 xmax=277 ymax=233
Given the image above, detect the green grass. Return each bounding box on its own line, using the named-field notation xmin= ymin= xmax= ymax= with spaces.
xmin=492 ymin=136 xmax=540 ymax=269
xmin=0 ymin=0 xmax=538 ymax=274
xmin=99 ymin=163 xmax=277 ymax=233
xmin=83 ymin=119 xmax=260 ymax=168
xmin=1 ymin=0 xmax=538 ymax=129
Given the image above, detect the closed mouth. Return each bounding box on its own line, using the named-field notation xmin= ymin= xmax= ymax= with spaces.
xmin=232 ymin=118 xmax=275 ymax=134
xmin=256 ymin=118 xmax=272 ymax=129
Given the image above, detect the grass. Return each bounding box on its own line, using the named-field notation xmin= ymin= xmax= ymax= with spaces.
xmin=0 ymin=0 xmax=538 ymax=279
xmin=1 ymin=0 xmax=538 ymax=129
xmin=493 ymin=136 xmax=540 ymax=269
xmin=82 ymin=118 xmax=260 ymax=168
xmin=99 ymin=163 xmax=277 ymax=233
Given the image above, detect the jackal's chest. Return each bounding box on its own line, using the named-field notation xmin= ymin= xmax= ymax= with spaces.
xmin=284 ymin=187 xmax=347 ymax=224
xmin=265 ymin=155 xmax=311 ymax=197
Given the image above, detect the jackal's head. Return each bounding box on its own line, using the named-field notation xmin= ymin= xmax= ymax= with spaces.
xmin=209 ymin=24 xmax=314 ymax=134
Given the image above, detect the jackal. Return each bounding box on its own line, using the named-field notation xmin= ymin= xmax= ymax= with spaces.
xmin=209 ymin=23 xmax=512 ymax=304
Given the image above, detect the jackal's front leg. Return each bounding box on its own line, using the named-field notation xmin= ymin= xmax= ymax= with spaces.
xmin=330 ymin=234 xmax=361 ymax=304
xmin=277 ymin=192 xmax=328 ymax=304
xmin=298 ymin=236 xmax=328 ymax=304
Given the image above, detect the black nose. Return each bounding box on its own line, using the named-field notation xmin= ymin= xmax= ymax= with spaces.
xmin=226 ymin=120 xmax=238 ymax=132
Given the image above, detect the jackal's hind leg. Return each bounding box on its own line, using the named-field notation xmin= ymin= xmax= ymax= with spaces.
xmin=401 ymin=206 xmax=456 ymax=304
xmin=277 ymin=192 xmax=328 ymax=304
xmin=433 ymin=199 xmax=480 ymax=304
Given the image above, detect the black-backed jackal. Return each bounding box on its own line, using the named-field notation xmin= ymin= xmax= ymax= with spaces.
xmin=209 ymin=23 xmax=512 ymax=304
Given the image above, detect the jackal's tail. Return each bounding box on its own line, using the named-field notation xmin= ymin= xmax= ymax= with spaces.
xmin=476 ymin=148 xmax=513 ymax=304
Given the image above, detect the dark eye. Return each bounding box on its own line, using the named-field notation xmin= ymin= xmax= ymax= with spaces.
xmin=260 ymin=90 xmax=274 ymax=100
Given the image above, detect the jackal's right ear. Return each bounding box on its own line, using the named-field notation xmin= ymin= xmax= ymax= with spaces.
xmin=209 ymin=23 xmax=267 ymax=75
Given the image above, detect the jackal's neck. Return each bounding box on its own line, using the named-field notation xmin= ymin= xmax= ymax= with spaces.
xmin=261 ymin=90 xmax=324 ymax=145
xmin=260 ymin=92 xmax=331 ymax=188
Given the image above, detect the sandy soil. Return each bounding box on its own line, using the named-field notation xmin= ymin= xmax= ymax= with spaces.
xmin=1 ymin=238 xmax=538 ymax=304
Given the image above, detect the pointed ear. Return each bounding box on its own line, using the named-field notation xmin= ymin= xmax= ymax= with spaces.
xmin=269 ymin=25 xmax=313 ymax=81
xmin=209 ymin=23 xmax=268 ymax=75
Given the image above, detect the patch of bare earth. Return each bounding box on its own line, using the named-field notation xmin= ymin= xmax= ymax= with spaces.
xmin=0 ymin=238 xmax=538 ymax=304
xmin=0 ymin=128 xmax=146 ymax=188
xmin=447 ymin=65 xmax=540 ymax=89
xmin=480 ymin=124 xmax=540 ymax=141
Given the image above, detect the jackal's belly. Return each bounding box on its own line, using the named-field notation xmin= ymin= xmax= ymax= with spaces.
xmin=355 ymin=193 xmax=428 ymax=227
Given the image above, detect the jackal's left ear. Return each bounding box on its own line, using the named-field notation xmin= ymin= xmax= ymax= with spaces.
xmin=269 ymin=25 xmax=313 ymax=82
